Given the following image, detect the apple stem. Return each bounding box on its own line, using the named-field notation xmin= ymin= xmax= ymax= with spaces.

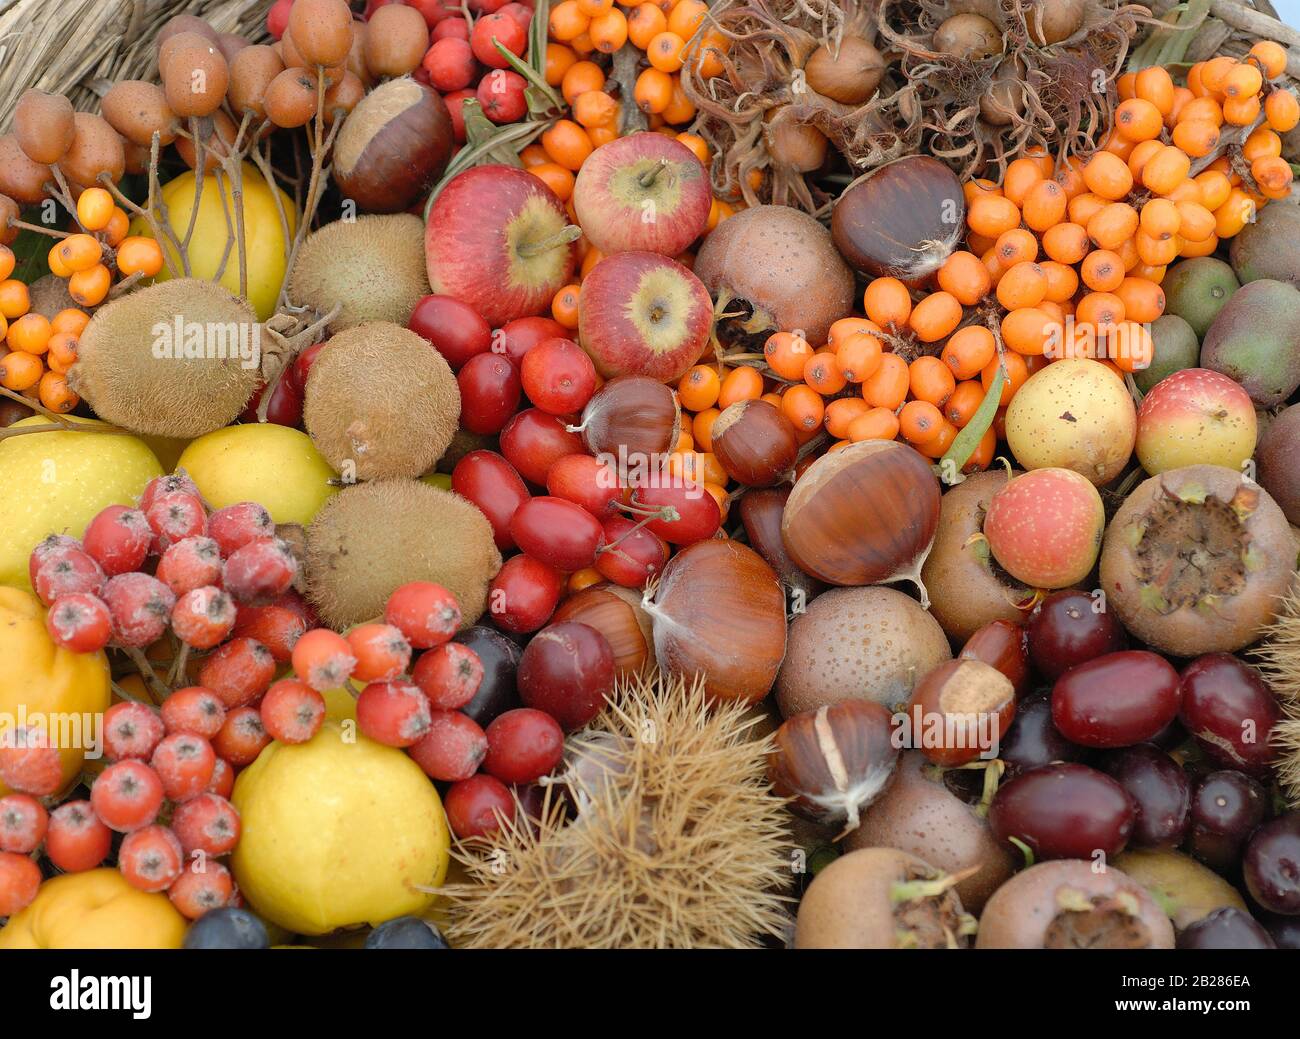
xmin=517 ymin=224 xmax=582 ymax=259
xmin=638 ymin=159 xmax=670 ymax=188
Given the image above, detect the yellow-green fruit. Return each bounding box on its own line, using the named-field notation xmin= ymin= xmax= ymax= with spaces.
xmin=177 ymin=423 xmax=338 ymax=526
xmin=230 ymin=696 xmax=450 ymax=936
xmin=0 ymin=587 xmax=111 ymax=796
xmin=0 ymin=869 xmax=186 ymax=949
xmin=134 ymin=164 xmax=299 ymax=320
xmin=1005 ymin=359 xmax=1136 ymax=485
xmin=0 ymin=416 xmax=163 ymax=591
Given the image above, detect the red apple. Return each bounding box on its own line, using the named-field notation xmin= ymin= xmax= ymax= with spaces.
xmin=983 ymin=468 xmax=1104 ymax=590
xmin=572 ymin=132 xmax=712 ymax=256
xmin=426 ymin=164 xmax=579 ymax=328
xmin=1135 ymin=368 xmax=1257 ymax=475
xmin=577 ymin=251 xmax=712 ymax=383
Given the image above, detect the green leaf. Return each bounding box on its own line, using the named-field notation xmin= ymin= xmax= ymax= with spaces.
xmin=941 ymin=364 xmax=1004 ymax=474
xmin=424 ymin=115 xmax=547 ymax=216
xmin=493 ymin=40 xmax=564 ymax=119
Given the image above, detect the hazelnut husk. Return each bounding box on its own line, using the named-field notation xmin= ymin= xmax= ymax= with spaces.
xmin=767 ymin=699 xmax=899 ymax=835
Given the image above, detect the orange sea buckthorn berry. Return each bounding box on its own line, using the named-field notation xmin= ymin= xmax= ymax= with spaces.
xmin=550 ymin=0 xmax=591 ymax=42
xmin=834 ymin=331 xmax=883 ymax=383
xmin=937 ymin=250 xmax=991 ymax=306
xmin=1117 ymin=72 xmax=1137 ymax=100
xmin=981 ymin=350 xmax=1028 ymax=406
xmin=1083 ymin=151 xmax=1133 ymax=201
xmin=1249 ymin=40 xmax=1287 ymax=80
xmin=1243 ymin=126 xmax=1282 ymax=162
xmin=705 ymin=197 xmax=734 ymax=232
xmin=963 ymin=178 xmax=1002 ymax=204
xmin=578 ymin=0 xmax=613 ymax=16
xmin=899 ymin=399 xmax=944 ymax=444
xmin=718 ymin=366 xmax=762 ymax=409
xmin=50 ymin=308 xmax=88 ymax=335
xmin=1214 ymin=188 xmax=1256 ymax=238
xmin=860 ymin=352 xmax=909 ymax=410
xmin=675 ymin=132 xmax=708 ymax=164
xmin=1068 ymin=191 xmax=1109 ymax=228
xmin=943 ymin=379 xmax=984 ymax=428
xmin=764 ymin=331 xmax=814 ymax=380
xmin=115 ymin=236 xmax=165 ymax=278
xmin=1115 ymin=276 xmax=1165 ymax=324
xmin=1223 ymin=63 xmax=1263 ymax=100
xmin=0 ymin=279 xmax=30 ymax=320
xmin=520 ymin=144 xmax=550 ymax=168
xmin=1139 ymin=197 xmax=1181 ymax=240
xmin=662 ymin=78 xmax=695 ymax=125
xmin=646 ymin=31 xmax=685 ymax=72
xmin=0 ymin=349 xmax=42 ymax=391
xmin=589 ymin=8 xmax=628 ymax=52
xmin=996 ymin=262 xmax=1048 ymax=311
xmin=847 ymin=406 xmax=900 ymax=443
xmin=1080 ymin=249 xmax=1124 ymax=292
xmin=1000 ymin=307 xmax=1056 ymax=357
xmin=1115 ymin=97 xmax=1163 ymax=141
xmin=627 ymin=3 xmax=667 ymax=48
xmin=1180 ymin=233 xmax=1220 ymax=258
xmin=1102 ymin=132 xmax=1136 ymax=161
xmin=1076 ymin=290 xmax=1126 ymax=329
xmin=562 ymin=60 xmax=605 ymax=104
xmin=546 ymin=43 xmax=579 ymax=86
xmin=1087 ymin=202 xmax=1139 ymax=250
xmin=76 ymin=187 xmax=115 ymax=232
xmin=1021 ymin=179 xmax=1067 ymax=232
xmin=1199 ymin=56 xmax=1238 ymax=94
xmin=1265 ymin=89 xmax=1300 ymax=133
xmin=102 ymin=208 xmax=129 ymax=247
xmin=693 ymin=406 xmax=720 ymax=450
xmin=909 ymin=291 xmax=963 ymax=344
xmin=7 ymin=312 xmax=50 ymax=355
xmin=57 ymin=233 xmax=103 ymax=274
xmin=1192 ymin=170 xmax=1233 ymax=211
xmin=1134 ymin=66 xmax=1175 ymax=116
xmin=1167 ymin=86 xmax=1194 ymax=127
xmin=825 ymin=397 xmax=871 ymax=440
xmin=941 ymin=325 xmax=996 ymax=381
xmin=1172 ymin=119 xmax=1220 ymax=158
xmin=908 ymin=355 xmax=957 ymax=408
xmin=689 ymin=28 xmax=730 ymax=79
xmin=803 ymin=351 xmax=847 ymax=395
xmin=994 ymin=227 xmax=1038 ymax=267
xmin=68 ymin=264 xmax=111 ymax=307
xmin=542 ymin=120 xmax=593 ymax=171
xmin=781 ymin=384 xmax=825 ymax=435
xmin=46 ymin=330 xmax=78 ymax=373
xmin=1041 ymin=261 xmax=1079 ymax=303
xmin=1002 ymin=157 xmax=1045 ymax=206
xmin=1177 ymin=96 xmax=1225 ymax=128
xmin=1041 ymin=222 xmax=1090 ymax=265
xmin=863 ymin=276 xmax=912 ymax=329
xmin=633 ymin=67 xmax=673 ymax=113
xmin=38 ymin=370 xmax=77 ymax=413
xmin=966 ymin=194 xmax=1020 ymax=238
xmin=551 ymin=283 xmax=581 ymax=328
xmin=678 ymin=364 xmax=721 ymax=411
xmin=1222 ymin=94 xmax=1261 ymax=126
xmin=1174 ymin=200 xmax=1215 ymax=243
xmin=1142 ymin=145 xmax=1192 ymax=195
xmin=1252 ymin=155 xmax=1293 ymax=196
xmin=572 ymin=89 xmax=619 ymax=129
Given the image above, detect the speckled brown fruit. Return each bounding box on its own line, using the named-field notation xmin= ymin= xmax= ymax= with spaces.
xmin=776 ymin=586 xmax=950 ymax=717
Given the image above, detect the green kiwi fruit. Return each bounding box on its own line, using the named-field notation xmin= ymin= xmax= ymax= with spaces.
xmin=303 ymin=321 xmax=459 ymax=480
xmin=68 ymin=278 xmax=260 ymax=438
xmin=305 ymin=479 xmax=501 ymax=629
xmin=287 ymin=213 xmax=429 ymax=333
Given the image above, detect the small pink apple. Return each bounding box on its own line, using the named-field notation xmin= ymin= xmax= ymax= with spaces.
xmin=1136 ymin=368 xmax=1257 ymax=475
xmin=577 ymin=251 xmax=713 ymax=383
xmin=572 ymin=132 xmax=711 ymax=257
xmin=984 ymin=468 xmax=1105 ymax=589
xmin=426 ymin=164 xmax=578 ymax=328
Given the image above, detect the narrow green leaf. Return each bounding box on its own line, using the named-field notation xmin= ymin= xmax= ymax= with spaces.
xmin=941 ymin=364 xmax=1004 ymax=474
xmin=424 ymin=117 xmax=547 ymax=216
xmin=494 ymin=40 xmax=564 ymax=116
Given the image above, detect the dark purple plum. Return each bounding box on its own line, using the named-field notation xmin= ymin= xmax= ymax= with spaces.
xmin=1186 ymin=770 xmax=1268 ymax=874
xmin=454 ymin=625 xmax=523 ymax=726
xmin=1179 ymin=653 xmax=1280 ymax=776
xmin=1244 ymin=813 xmax=1300 ymax=914
xmin=1175 ymin=908 xmax=1276 ymax=949
xmin=1102 ymin=744 xmax=1190 ymax=848
xmin=1000 ymin=688 xmax=1085 ymax=779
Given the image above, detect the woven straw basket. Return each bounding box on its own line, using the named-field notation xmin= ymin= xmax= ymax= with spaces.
xmin=0 ymin=0 xmax=273 ymax=134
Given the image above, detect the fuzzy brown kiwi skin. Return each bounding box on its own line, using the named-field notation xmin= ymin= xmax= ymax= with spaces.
xmin=976 ymin=860 xmax=1175 ymax=949
xmin=845 ymin=751 xmax=1014 ymax=914
xmin=776 ymin=587 xmax=951 ymax=718
xmin=1099 ymin=464 xmax=1294 ymax=657
xmin=795 ymin=847 xmax=971 ymax=949
xmin=920 ymin=470 xmax=1034 ymax=642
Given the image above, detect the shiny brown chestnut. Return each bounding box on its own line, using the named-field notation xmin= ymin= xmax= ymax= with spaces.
xmin=959 ymin=619 xmax=1030 ymax=697
xmin=551 ymin=583 xmax=655 ymax=680
xmin=768 ymin=700 xmax=898 ymax=834
xmin=737 ymin=486 xmax=825 ymax=606
xmin=572 ymin=375 xmax=680 ymax=462
xmin=711 ymin=398 xmax=798 ymax=487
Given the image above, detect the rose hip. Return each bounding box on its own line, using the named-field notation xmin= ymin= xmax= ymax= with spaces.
xmin=82 ymin=505 xmax=152 ymax=575
xmin=45 ymin=592 xmax=113 ymax=653
xmin=145 ymin=491 xmax=207 ymax=553
xmin=0 ymin=726 xmax=62 ymax=796
xmin=476 ymin=68 xmax=528 ymax=123
xmin=509 ymin=496 xmax=606 ymax=572
xmin=198 ymin=638 xmax=276 ymax=708
xmin=0 ymin=794 xmax=47 ymax=854
xmin=546 ymin=454 xmax=621 ymax=516
xmin=207 ymin=502 xmax=274 ymax=557
xmin=0 ymin=852 xmax=40 ymax=916
xmin=347 ymin=623 xmax=412 ymax=682
xmin=1051 ymin=650 xmax=1181 ymax=748
xmin=103 ymin=701 xmax=165 ymax=761
xmin=444 ymin=773 xmax=515 ymax=839
xmin=172 ymin=793 xmax=241 ymax=857
xmin=422 ymin=37 xmax=475 ymax=93
xmin=34 ymin=547 xmax=105 ymax=605
xmin=356 ymin=680 xmax=432 ymax=747
xmin=521 ymin=338 xmax=597 ymax=415
xmin=151 ymin=733 xmax=216 ymax=802
xmin=45 ymin=800 xmax=111 ymax=872
xmin=483 ymin=708 xmax=563 ymax=784
xmin=629 ymin=479 xmax=721 ymax=545
xmin=223 ymin=537 xmax=298 ymax=604
xmin=161 ymin=687 xmax=226 ymax=740
xmin=91 ymin=760 xmax=164 ymax=832
xmin=499 ymin=407 xmax=585 ymax=486
xmin=407 ymin=710 xmax=488 ymax=781
xmin=451 ymin=451 xmax=530 ymax=551
xmin=385 ymin=581 xmax=462 ymax=649
xmin=118 ymin=824 xmax=184 ymax=892
xmin=171 ymin=587 xmax=238 ymax=649
xmin=232 ymin=603 xmax=307 ymax=662
xmin=212 ymin=706 xmax=271 ymax=766
xmin=168 ymin=859 xmax=235 ymax=919
xmin=259 ymin=679 xmax=326 ymax=744
xmin=412 ymin=642 xmax=484 ymax=709
xmin=139 ymin=472 xmax=200 ymax=513
xmin=486 ymin=554 xmax=564 ymax=634
xmin=102 ymin=572 xmax=175 ymax=647
xmin=291 ymin=628 xmax=357 ymax=690
xmin=156 ymin=536 xmax=224 ymax=595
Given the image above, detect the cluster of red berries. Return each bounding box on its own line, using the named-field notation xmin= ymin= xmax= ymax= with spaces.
xmin=292 ymin=581 xmax=565 ymax=841
xmin=34 ymin=471 xmax=299 ymax=658
xmin=0 ymin=698 xmax=242 ymax=919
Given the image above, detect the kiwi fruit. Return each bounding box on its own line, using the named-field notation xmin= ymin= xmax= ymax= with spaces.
xmin=69 ymin=278 xmax=260 ymax=439
xmin=287 ymin=214 xmax=429 ymax=333
xmin=305 ymin=479 xmax=501 ymax=629
xmin=303 ymin=321 xmax=459 ymax=480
